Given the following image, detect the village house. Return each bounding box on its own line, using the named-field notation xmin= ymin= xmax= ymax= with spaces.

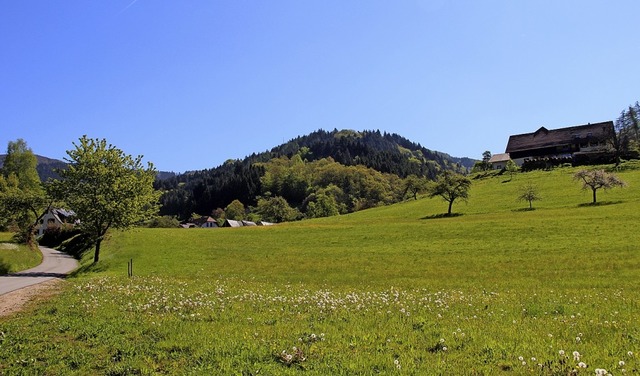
xmin=192 ymin=216 xmax=218 ymax=228
xmin=505 ymin=121 xmax=613 ymax=166
xmin=37 ymin=208 xmax=76 ymax=236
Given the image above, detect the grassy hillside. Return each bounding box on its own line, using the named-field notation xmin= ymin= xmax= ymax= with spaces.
xmin=1 ymin=163 xmax=639 ymax=374
xmin=0 ymin=232 xmax=42 ymax=274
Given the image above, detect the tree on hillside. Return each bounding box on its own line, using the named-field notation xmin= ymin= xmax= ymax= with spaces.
xmin=608 ymin=101 xmax=640 ymax=165
xmin=573 ymin=169 xmax=625 ymax=204
xmin=224 ymin=199 xmax=245 ymax=220
xmin=48 ymin=136 xmax=160 ymax=263
xmin=481 ymin=151 xmax=492 ymax=171
xmin=403 ymin=174 xmax=429 ymax=200
xmin=303 ymin=191 xmax=340 ymax=218
xmin=0 ymin=139 xmax=53 ymax=244
xmin=256 ymin=196 xmax=300 ymax=223
xmin=2 ymin=139 xmax=42 ymax=191
xmin=428 ymin=171 xmax=471 ymax=215
xmin=505 ymin=160 xmax=519 ymax=180
xmin=517 ymin=183 xmax=541 ymax=210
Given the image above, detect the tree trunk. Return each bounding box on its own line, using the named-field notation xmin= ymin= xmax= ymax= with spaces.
xmin=25 ymin=223 xmax=36 ymax=248
xmin=529 ymin=200 xmax=532 ymax=209
xmin=94 ymin=238 xmax=102 ymax=263
xmin=592 ymin=188 xmax=597 ymax=204
xmin=447 ymin=200 xmax=453 ymax=215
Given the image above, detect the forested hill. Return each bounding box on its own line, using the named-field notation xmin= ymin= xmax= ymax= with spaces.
xmin=269 ymin=129 xmax=476 ymax=176
xmin=1 ymin=155 xmax=176 ymax=182
xmin=0 ymin=154 xmax=67 ymax=181
xmin=155 ymin=129 xmax=476 ymax=220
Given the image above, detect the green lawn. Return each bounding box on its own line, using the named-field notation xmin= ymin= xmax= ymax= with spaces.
xmin=0 ymin=232 xmax=42 ymax=274
xmin=1 ymin=163 xmax=639 ymax=374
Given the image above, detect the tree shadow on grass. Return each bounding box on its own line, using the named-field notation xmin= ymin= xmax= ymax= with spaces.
xmin=68 ymin=262 xmax=108 ymax=278
xmin=577 ymin=200 xmax=623 ymax=208
xmin=421 ymin=213 xmax=464 ymax=220
xmin=512 ymin=208 xmax=536 ymax=212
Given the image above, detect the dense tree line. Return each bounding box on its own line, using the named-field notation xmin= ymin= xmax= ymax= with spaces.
xmin=611 ymin=101 xmax=640 ymax=163
xmin=156 ymin=129 xmax=474 ymax=221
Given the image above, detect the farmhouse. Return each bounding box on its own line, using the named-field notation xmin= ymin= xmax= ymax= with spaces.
xmin=505 ymin=121 xmax=613 ymax=166
xmin=37 ymin=208 xmax=76 ymax=236
xmin=192 ymin=216 xmax=218 ymax=228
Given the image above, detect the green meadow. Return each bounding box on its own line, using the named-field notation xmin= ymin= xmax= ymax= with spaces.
xmin=1 ymin=164 xmax=640 ymax=375
xmin=0 ymin=232 xmax=41 ymax=274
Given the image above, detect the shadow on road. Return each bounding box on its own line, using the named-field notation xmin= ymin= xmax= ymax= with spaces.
xmin=7 ymin=271 xmax=69 ymax=278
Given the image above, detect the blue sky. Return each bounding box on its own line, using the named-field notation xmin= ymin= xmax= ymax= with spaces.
xmin=1 ymin=1 xmax=638 ymax=172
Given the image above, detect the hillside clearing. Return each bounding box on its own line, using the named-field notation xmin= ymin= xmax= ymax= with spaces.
xmin=1 ymin=164 xmax=639 ymax=374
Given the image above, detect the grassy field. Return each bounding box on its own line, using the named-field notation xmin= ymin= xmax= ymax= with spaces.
xmin=1 ymin=163 xmax=639 ymax=374
xmin=0 ymin=232 xmax=42 ymax=274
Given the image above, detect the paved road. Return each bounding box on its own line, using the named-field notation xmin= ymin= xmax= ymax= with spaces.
xmin=0 ymin=246 xmax=79 ymax=296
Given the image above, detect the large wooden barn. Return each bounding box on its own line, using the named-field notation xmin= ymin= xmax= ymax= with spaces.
xmin=505 ymin=121 xmax=613 ymax=166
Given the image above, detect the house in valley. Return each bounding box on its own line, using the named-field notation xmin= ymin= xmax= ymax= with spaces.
xmin=38 ymin=208 xmax=76 ymax=236
xmin=505 ymin=121 xmax=613 ymax=166
xmin=192 ymin=216 xmax=218 ymax=228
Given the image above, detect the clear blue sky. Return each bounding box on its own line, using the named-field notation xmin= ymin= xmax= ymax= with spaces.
xmin=1 ymin=1 xmax=638 ymax=172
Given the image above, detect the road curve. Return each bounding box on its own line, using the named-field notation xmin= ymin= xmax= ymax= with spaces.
xmin=0 ymin=246 xmax=79 ymax=296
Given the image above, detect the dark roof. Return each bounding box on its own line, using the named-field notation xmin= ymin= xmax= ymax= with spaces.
xmin=506 ymin=121 xmax=613 ymax=154
xmin=191 ymin=216 xmax=216 ymax=226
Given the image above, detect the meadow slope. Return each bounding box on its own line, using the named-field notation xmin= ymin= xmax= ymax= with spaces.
xmin=1 ymin=164 xmax=639 ymax=375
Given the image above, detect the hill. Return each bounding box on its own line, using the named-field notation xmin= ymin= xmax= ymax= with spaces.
xmin=0 ymin=154 xmax=176 ymax=182
xmin=155 ymin=129 xmax=476 ymax=219
xmin=0 ymin=154 xmax=67 ymax=181
xmin=2 ymin=162 xmax=638 ymax=374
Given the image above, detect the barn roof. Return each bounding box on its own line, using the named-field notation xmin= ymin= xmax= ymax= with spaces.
xmin=223 ymin=219 xmax=243 ymax=228
xmin=506 ymin=121 xmax=613 ymax=154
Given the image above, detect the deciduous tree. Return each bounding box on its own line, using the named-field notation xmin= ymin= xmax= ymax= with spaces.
xmin=481 ymin=151 xmax=492 ymax=171
xmin=517 ymin=183 xmax=541 ymax=209
xmin=224 ymin=199 xmax=245 ymax=220
xmin=428 ymin=171 xmax=471 ymax=215
xmin=403 ymin=175 xmax=429 ymax=200
xmin=505 ymin=159 xmax=518 ymax=180
xmin=48 ymin=136 xmax=160 ymax=263
xmin=256 ymin=196 xmax=300 ymax=223
xmin=0 ymin=139 xmax=52 ymax=244
xmin=573 ymin=169 xmax=625 ymax=204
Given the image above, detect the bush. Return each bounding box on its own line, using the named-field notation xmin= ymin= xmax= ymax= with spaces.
xmin=57 ymin=233 xmax=93 ymax=259
xmin=39 ymin=226 xmax=80 ymax=247
xmin=146 ymin=216 xmax=180 ymax=228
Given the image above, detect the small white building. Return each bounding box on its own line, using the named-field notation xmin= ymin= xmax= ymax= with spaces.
xmin=38 ymin=208 xmax=76 ymax=236
xmin=488 ymin=153 xmax=511 ymax=170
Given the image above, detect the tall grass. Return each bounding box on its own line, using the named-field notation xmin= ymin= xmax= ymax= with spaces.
xmin=1 ymin=163 xmax=639 ymax=374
